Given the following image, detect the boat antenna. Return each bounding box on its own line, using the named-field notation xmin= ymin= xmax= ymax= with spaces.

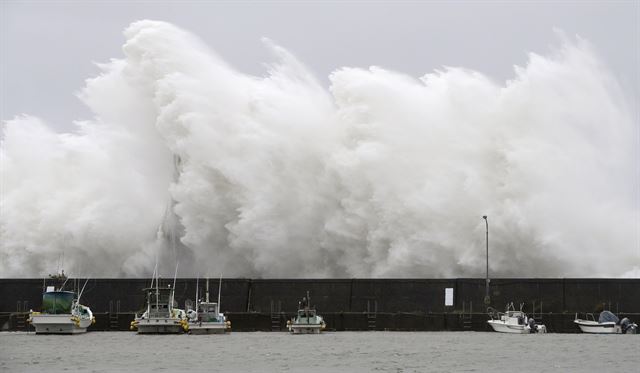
xmin=59 ymin=274 xmax=70 ymax=292
xmin=150 ymin=252 xmax=159 ymax=289
xmin=170 ymin=261 xmax=179 ymax=307
xmin=56 ymin=251 xmax=65 ymax=278
xmin=77 ymin=278 xmax=90 ymax=303
xmin=155 ymin=261 xmax=159 ymax=316
xmin=217 ymin=274 xmax=223 ymax=314
xmin=195 ymin=276 xmax=199 ymax=315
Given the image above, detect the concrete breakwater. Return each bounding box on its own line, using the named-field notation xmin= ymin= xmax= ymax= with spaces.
xmin=2 ymin=278 xmax=638 ymax=332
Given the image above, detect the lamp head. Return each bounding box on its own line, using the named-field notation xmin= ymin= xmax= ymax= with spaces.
xmin=482 ymin=215 xmax=487 ymax=220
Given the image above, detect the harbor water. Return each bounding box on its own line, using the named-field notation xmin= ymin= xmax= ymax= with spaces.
xmin=1 ymin=331 xmax=638 ymax=372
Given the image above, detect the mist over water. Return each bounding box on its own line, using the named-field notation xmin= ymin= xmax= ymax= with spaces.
xmin=1 ymin=20 xmax=638 ymax=278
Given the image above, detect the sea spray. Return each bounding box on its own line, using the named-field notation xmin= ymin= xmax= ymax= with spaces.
xmin=1 ymin=20 xmax=637 ymax=278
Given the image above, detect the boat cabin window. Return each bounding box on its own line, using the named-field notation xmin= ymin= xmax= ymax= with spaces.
xmin=298 ymin=309 xmax=316 ymax=317
xmin=42 ymin=291 xmax=74 ymax=314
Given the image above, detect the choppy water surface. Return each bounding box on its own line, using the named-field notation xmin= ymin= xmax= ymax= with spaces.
xmin=1 ymin=331 xmax=638 ymax=372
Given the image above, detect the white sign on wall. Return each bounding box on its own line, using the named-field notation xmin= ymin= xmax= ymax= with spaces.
xmin=444 ymin=288 xmax=454 ymax=306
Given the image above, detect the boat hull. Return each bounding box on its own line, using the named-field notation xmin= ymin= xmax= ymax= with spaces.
xmin=30 ymin=314 xmax=89 ymax=334
xmin=288 ymin=324 xmax=323 ymax=334
xmin=188 ymin=322 xmax=230 ymax=334
xmin=487 ymin=320 xmax=546 ymax=334
xmin=574 ymin=320 xmax=620 ymax=334
xmin=135 ymin=318 xmax=184 ymax=334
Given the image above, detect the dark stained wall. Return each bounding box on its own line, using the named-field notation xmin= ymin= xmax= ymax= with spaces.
xmin=1 ymin=278 xmax=638 ymax=314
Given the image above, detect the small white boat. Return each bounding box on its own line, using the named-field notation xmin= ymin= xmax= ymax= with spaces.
xmin=186 ymin=277 xmax=231 ymax=334
xmin=574 ymin=311 xmax=638 ymax=334
xmin=287 ymin=291 xmax=326 ymax=334
xmin=487 ymin=303 xmax=546 ymax=334
xmin=29 ymin=279 xmax=95 ymax=334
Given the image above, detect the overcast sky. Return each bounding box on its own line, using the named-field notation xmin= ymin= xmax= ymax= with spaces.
xmin=1 ymin=0 xmax=638 ymax=132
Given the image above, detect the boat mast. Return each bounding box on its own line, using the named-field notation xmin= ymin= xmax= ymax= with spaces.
xmin=170 ymin=262 xmax=179 ymax=310
xmin=77 ymin=278 xmax=90 ymax=304
xmin=306 ymin=290 xmax=310 ymax=320
xmin=155 ymin=264 xmax=159 ymax=316
xmin=206 ymin=278 xmax=210 ymax=303
xmin=195 ymin=277 xmax=199 ymax=315
xmin=59 ymin=275 xmax=70 ymax=292
xmin=151 ymin=253 xmax=158 ymax=315
xmin=150 ymin=259 xmax=158 ymax=289
xmin=217 ymin=274 xmax=222 ymax=315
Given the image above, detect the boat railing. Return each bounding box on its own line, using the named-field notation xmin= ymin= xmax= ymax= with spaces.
xmin=574 ymin=312 xmax=597 ymax=322
xmin=486 ymin=307 xmax=499 ymax=320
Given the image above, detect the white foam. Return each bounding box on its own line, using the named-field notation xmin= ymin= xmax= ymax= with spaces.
xmin=1 ymin=20 xmax=637 ymax=277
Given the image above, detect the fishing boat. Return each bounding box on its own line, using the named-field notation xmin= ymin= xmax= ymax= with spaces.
xmin=574 ymin=311 xmax=638 ymax=334
xmin=186 ymin=277 xmax=231 ymax=334
xmin=287 ymin=291 xmax=326 ymax=334
xmin=29 ymin=278 xmax=95 ymax=334
xmin=487 ymin=303 xmax=547 ymax=334
xmin=130 ymin=264 xmax=188 ymax=334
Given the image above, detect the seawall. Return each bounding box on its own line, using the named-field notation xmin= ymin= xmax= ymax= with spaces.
xmin=2 ymin=278 xmax=638 ymax=332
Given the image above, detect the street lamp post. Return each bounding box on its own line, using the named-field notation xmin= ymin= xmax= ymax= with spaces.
xmin=482 ymin=215 xmax=490 ymax=305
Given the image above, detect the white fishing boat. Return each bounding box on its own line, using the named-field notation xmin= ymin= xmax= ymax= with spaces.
xmin=574 ymin=311 xmax=638 ymax=334
xmin=29 ymin=278 xmax=95 ymax=334
xmin=186 ymin=277 xmax=231 ymax=334
xmin=287 ymin=291 xmax=326 ymax=334
xmin=487 ymin=303 xmax=546 ymax=334
xmin=130 ymin=264 xmax=188 ymax=334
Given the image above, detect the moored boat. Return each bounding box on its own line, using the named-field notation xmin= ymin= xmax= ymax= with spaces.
xmin=130 ymin=264 xmax=188 ymax=334
xmin=287 ymin=291 xmax=326 ymax=334
xmin=29 ymin=278 xmax=95 ymax=334
xmin=131 ymin=286 xmax=188 ymax=334
xmin=186 ymin=277 xmax=231 ymax=334
xmin=574 ymin=311 xmax=638 ymax=334
xmin=487 ymin=303 xmax=546 ymax=334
